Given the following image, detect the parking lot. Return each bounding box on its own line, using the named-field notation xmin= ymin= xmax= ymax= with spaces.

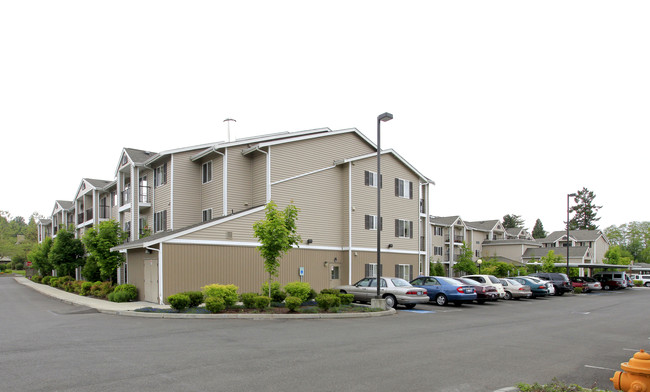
xmin=3 ymin=277 xmax=649 ymax=392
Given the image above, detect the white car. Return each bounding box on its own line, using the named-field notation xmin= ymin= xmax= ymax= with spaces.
xmin=523 ymin=276 xmax=555 ymax=295
xmin=335 ymin=277 xmax=429 ymax=309
xmin=631 ymin=274 xmax=650 ymax=287
xmin=462 ymin=275 xmax=507 ymax=299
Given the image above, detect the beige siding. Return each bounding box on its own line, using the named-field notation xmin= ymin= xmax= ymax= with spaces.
xmin=271 ymin=166 xmax=346 ymax=247
xmin=251 ymin=152 xmax=266 ymax=206
xmin=153 ymin=158 xmax=171 ymax=232
xmin=350 ymin=155 xmax=420 ymax=252
xmin=172 ymin=150 xmax=202 ymax=229
xmin=200 ymin=155 xmax=223 ymax=218
xmin=226 ymin=146 xmax=254 ymax=213
xmin=349 ymin=251 xmax=419 ymax=281
xmin=177 ymin=209 xmax=264 ymax=242
xmin=162 ymin=244 xmax=344 ymax=300
xmin=270 ymin=132 xmax=374 ymax=183
xmin=126 ymin=248 xmax=146 ymax=301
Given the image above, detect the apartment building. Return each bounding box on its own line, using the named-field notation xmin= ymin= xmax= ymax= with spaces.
xmin=32 ymin=127 xmax=430 ymax=304
xmin=51 ymin=200 xmax=74 ymax=238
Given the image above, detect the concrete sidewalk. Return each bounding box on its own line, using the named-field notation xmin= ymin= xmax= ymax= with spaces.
xmin=14 ymin=276 xmax=396 ymax=319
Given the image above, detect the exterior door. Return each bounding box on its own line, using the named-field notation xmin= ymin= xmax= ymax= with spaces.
xmin=329 ymin=265 xmax=341 ymax=288
xmin=144 ymin=259 xmax=159 ymax=303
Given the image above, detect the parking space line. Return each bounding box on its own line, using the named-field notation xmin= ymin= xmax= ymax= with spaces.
xmin=401 ymin=309 xmax=435 ymax=314
xmin=584 ymin=365 xmax=617 ymax=371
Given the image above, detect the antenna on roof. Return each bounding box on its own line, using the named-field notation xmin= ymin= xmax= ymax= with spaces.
xmin=223 ymin=118 xmax=236 ymax=142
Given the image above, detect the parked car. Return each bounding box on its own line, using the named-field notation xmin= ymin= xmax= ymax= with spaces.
xmin=455 ymin=277 xmax=498 ymax=304
xmin=579 ymin=276 xmax=602 ymax=291
xmin=461 ymin=274 xmax=506 ymax=299
xmin=532 ymin=277 xmax=555 ymax=295
xmin=410 ymin=276 xmax=477 ymax=306
xmin=593 ymin=272 xmax=627 ymax=290
xmin=571 ymin=277 xmax=601 ymax=292
xmin=499 ymin=278 xmax=532 ymax=300
xmin=335 ymin=277 xmax=429 ymax=309
xmin=529 ymin=272 xmax=573 ymax=296
xmin=625 ymin=275 xmax=635 ymax=288
xmin=630 ymin=274 xmax=650 ymax=287
xmin=513 ymin=277 xmax=549 ymax=298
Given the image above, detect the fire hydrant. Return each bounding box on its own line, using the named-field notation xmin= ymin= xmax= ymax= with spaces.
xmin=611 ymin=349 xmax=650 ymax=392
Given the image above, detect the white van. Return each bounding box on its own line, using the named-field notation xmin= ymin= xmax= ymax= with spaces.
xmin=630 ymin=274 xmax=650 ymax=287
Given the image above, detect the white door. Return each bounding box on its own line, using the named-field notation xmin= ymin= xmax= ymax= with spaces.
xmin=144 ymin=259 xmax=159 ymax=303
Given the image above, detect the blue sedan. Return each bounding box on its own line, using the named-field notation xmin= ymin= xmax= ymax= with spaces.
xmin=410 ymin=276 xmax=477 ymax=306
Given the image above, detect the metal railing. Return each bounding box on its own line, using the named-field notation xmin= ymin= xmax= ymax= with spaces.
xmin=121 ymin=189 xmax=131 ymax=205
xmin=139 ymin=186 xmax=151 ymax=203
xmin=444 ymin=235 xmax=464 ymax=243
xmin=99 ymin=205 xmax=110 ymax=219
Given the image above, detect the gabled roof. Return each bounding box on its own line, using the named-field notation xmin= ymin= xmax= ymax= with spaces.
xmin=430 ymin=216 xmax=463 ymax=226
xmin=541 ymin=230 xmax=605 ymax=244
xmin=113 ymin=148 xmax=158 ymax=176
xmin=522 ymin=246 xmax=590 ymax=260
xmin=54 ymin=200 xmax=74 ymax=211
xmin=336 ymin=148 xmax=434 ymax=184
xmin=74 ymin=178 xmax=113 ymax=199
xmin=37 ymin=218 xmax=51 ymax=225
xmin=465 ymin=220 xmax=503 ymax=232
xmin=144 ymin=142 xmax=221 ymax=166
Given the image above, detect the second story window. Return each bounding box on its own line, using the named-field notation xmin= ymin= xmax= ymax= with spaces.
xmin=364 ymin=215 xmax=382 ymax=231
xmin=202 ymin=209 xmax=212 ymax=222
xmin=202 ymin=161 xmax=213 ymax=184
xmin=154 ymin=210 xmax=167 ymax=233
xmin=434 ymin=227 xmax=443 ymax=236
xmin=364 ymin=171 xmax=381 ymax=188
xmin=395 ymin=219 xmax=413 ymax=239
xmin=395 ymin=178 xmax=413 ymax=199
xmin=154 ymin=163 xmax=167 ymax=187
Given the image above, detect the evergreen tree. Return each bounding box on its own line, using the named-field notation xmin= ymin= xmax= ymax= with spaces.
xmin=569 ymin=187 xmax=602 ymax=230
xmin=49 ymin=226 xmax=85 ymax=277
xmin=532 ymin=219 xmax=546 ymax=239
xmin=502 ymin=214 xmax=524 ymax=229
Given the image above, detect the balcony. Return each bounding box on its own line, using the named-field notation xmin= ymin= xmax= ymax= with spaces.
xmin=444 ymin=235 xmax=464 ymax=243
xmin=139 ymin=186 xmax=151 ymax=205
xmin=77 ymin=212 xmax=84 ymax=225
xmin=99 ymin=205 xmax=110 ymax=219
xmin=121 ymin=189 xmax=131 ymax=206
xmin=85 ymin=208 xmax=93 ymax=222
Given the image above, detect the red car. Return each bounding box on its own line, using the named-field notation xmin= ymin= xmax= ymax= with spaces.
xmin=455 ymin=277 xmax=498 ymax=304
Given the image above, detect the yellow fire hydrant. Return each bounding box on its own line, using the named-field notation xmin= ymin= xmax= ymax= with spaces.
xmin=611 ymin=349 xmax=650 ymax=392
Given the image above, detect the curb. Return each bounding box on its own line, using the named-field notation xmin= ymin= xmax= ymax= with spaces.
xmin=14 ymin=277 xmax=397 ymax=320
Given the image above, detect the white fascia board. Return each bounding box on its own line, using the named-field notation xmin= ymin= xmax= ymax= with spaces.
xmin=244 ymin=128 xmax=354 ymax=154
xmin=147 ymin=142 xmax=218 ymax=165
xmin=113 ymin=149 xmax=133 ymax=177
xmin=339 ymin=149 xmax=434 ymax=185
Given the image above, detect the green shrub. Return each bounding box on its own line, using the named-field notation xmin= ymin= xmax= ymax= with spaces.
xmin=168 ymin=293 xmax=190 ymax=311
xmin=339 ymin=293 xmax=354 ymax=305
xmin=80 ymin=281 xmax=93 ymax=296
xmin=31 ymin=275 xmax=43 ymax=283
xmin=49 ymin=277 xmax=60 ymax=287
xmin=205 ymin=296 xmax=226 ymax=313
xmin=108 ymin=291 xmax=134 ymax=303
xmin=284 ymin=281 xmax=312 ymax=303
xmin=634 ymin=280 xmax=643 ymax=287
xmin=41 ymin=276 xmax=52 ymax=285
xmin=320 ymin=288 xmax=340 ymax=296
xmin=308 ymin=288 xmax=317 ymax=300
xmin=285 ymin=296 xmax=303 ymax=312
xmin=573 ymin=287 xmax=583 ymax=294
xmin=315 ymin=294 xmax=340 ymax=312
xmin=261 ymin=281 xmax=286 ymax=302
xmin=254 ymin=295 xmax=270 ymax=311
xmin=240 ymin=292 xmax=258 ymax=309
xmin=90 ymin=281 xmax=114 ymax=298
xmin=202 ymin=284 xmax=239 ymax=307
xmin=181 ymin=291 xmax=204 ymax=308
xmin=70 ymin=280 xmax=83 ymax=294
xmin=111 ymin=284 xmax=138 ymax=302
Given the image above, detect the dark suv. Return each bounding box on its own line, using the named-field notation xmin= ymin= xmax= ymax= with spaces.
xmin=529 ymin=273 xmax=573 ymax=296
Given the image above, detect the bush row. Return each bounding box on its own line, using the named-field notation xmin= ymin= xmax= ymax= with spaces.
xmin=30 ymin=275 xmax=137 ymax=302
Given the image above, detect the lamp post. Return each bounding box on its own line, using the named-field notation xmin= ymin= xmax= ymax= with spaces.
xmin=477 ymin=258 xmax=483 ymax=274
xmin=376 ymin=112 xmax=393 ymax=299
xmin=566 ymin=193 xmax=577 ymax=277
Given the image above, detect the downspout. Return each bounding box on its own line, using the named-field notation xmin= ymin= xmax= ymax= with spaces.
xmin=248 ymin=147 xmax=271 ymax=203
xmin=349 ymin=162 xmax=353 ymax=285
xmin=158 ymin=243 xmax=164 ymax=305
xmin=207 ymin=148 xmax=226 ymax=216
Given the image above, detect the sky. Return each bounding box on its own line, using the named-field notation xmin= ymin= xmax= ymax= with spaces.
xmin=1 ymin=1 xmax=648 ymax=232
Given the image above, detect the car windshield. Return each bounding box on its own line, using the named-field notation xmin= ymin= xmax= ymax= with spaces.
xmin=488 ymin=276 xmax=501 ymax=284
xmin=391 ymin=278 xmax=412 ymax=287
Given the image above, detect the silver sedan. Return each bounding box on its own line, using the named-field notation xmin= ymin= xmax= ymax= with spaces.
xmin=335 ymin=277 xmax=429 ymax=309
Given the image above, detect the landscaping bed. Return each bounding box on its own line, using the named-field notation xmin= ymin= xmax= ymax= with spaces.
xmin=135 ymin=302 xmax=382 ymax=315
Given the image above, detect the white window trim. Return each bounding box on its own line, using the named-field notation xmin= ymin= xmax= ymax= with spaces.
xmin=202 ymin=161 xmax=213 ymax=184
xmin=202 ymin=208 xmax=213 ymax=222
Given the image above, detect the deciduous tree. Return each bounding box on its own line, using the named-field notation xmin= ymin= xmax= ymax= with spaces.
xmin=49 ymin=226 xmax=85 ymax=277
xmin=82 ymin=220 xmax=125 ymax=282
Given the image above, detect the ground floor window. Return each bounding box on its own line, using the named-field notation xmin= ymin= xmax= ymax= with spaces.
xmin=395 ymin=264 xmax=413 ymax=281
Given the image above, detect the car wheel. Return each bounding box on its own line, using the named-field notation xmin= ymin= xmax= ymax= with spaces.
xmin=504 ymin=291 xmax=512 ymax=300
xmin=604 ymin=284 xmax=610 ymax=290
xmin=645 ymin=282 xmax=650 ymax=287
xmin=339 ymin=290 xmax=347 ymax=294
xmin=383 ymin=295 xmax=396 ymax=309
xmin=556 ymin=291 xmax=564 ymax=296
xmin=404 ymin=304 xmax=416 ymax=309
xmin=453 ymin=301 xmax=462 ymax=307
xmin=476 ymin=299 xmax=486 ymax=305
xmin=435 ymin=294 xmax=448 ymax=306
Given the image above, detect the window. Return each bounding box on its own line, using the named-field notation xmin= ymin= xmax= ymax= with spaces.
xmin=364 ymin=171 xmax=381 ymax=188
xmin=395 ymin=219 xmax=413 ymax=238
xmin=154 ymin=163 xmax=167 ymax=187
xmin=395 ymin=264 xmax=412 ymax=280
xmin=202 ymin=161 xmax=212 ymax=184
xmin=202 ymin=209 xmax=212 ymax=222
xmin=434 ymin=227 xmax=443 ymax=236
xmin=364 ymin=214 xmax=382 ymax=231
xmin=395 ymin=178 xmax=413 ymax=199
xmin=139 ymin=218 xmax=147 ymax=235
xmin=434 ymin=246 xmax=443 ymax=256
xmin=364 ymin=263 xmax=382 ymax=278
xmin=124 ymin=221 xmax=131 ymax=235
xmin=331 ymin=265 xmax=340 ymax=280
xmin=154 ymin=210 xmax=167 ymax=232
xmin=475 ymin=250 xmax=480 ymax=257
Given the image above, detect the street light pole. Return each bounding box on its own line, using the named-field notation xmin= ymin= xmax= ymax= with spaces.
xmin=567 ymin=193 xmax=577 ymax=277
xmin=377 ymin=112 xmax=393 ymax=299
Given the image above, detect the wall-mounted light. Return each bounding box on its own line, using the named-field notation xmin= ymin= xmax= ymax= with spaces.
xmin=334 ymin=257 xmax=338 ymax=263
xmin=323 ymin=261 xmax=327 ymax=267
xmin=387 ymin=244 xmax=393 ymax=249
xmin=307 ymin=239 xmax=313 ymax=245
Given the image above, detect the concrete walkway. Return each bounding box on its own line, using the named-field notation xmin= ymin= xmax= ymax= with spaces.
xmin=13 ymin=276 xmax=396 ymax=319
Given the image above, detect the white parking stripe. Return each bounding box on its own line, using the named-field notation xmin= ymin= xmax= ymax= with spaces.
xmin=584 ymin=365 xmax=617 ymax=371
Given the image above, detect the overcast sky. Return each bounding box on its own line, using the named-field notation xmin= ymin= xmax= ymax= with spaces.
xmin=1 ymin=1 xmax=648 ymax=232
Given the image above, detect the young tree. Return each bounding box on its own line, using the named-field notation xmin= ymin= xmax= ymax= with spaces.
xmin=502 ymin=214 xmax=524 ymax=229
xmin=28 ymin=237 xmax=54 ymax=275
xmin=49 ymin=226 xmax=85 ymax=277
xmin=429 ymin=259 xmax=445 ymax=276
xmin=540 ymin=250 xmax=563 ymax=273
xmin=253 ymin=201 xmax=301 ymax=296
xmin=82 ymin=220 xmax=125 ymax=282
xmin=532 ymin=219 xmax=547 ymax=239
xmin=569 ymin=187 xmax=602 ymax=230
xmin=452 ymin=242 xmax=477 ymax=275
xmin=603 ymin=245 xmax=632 ymax=265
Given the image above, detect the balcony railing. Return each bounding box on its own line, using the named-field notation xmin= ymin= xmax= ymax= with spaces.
xmin=85 ymin=208 xmax=93 ymax=221
xmin=99 ymin=205 xmax=110 ymax=219
xmin=139 ymin=186 xmax=151 ymax=203
xmin=121 ymin=189 xmax=131 ymax=206
xmin=77 ymin=212 xmax=84 ymax=224
xmin=444 ymin=235 xmax=464 ymax=243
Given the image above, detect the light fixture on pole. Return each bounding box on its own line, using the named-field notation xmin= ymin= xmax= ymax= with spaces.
xmin=566 ymin=193 xmax=577 ymax=277
xmin=477 ymin=258 xmax=483 ymax=274
xmin=376 ymin=112 xmax=393 ymax=299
